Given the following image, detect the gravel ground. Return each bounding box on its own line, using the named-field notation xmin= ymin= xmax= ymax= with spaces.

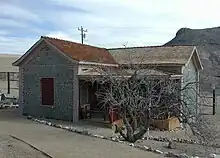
xmin=0 ymin=135 xmax=48 ymax=158
xmin=137 ymin=139 xmax=220 ymax=157
xmin=39 ymin=104 xmax=220 ymax=157
xmin=0 ymin=109 xmax=163 ymax=158
xmin=142 ymin=103 xmax=220 ymax=157
xmin=40 ymin=117 xmax=220 ymax=157
xmin=1 ymin=102 xmax=220 ymax=158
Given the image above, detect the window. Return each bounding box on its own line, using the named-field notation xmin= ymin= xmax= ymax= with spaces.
xmin=41 ymin=78 xmax=54 ymax=106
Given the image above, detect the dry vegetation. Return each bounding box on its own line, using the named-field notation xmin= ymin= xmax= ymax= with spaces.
xmin=90 ymin=63 xmax=219 ymax=144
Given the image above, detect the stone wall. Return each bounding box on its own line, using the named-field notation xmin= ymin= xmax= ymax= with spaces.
xmin=21 ymin=41 xmax=76 ymax=121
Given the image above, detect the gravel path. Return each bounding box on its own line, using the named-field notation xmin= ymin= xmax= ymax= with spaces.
xmin=2 ymin=105 xmax=220 ymax=158
xmin=0 ymin=135 xmax=48 ymax=158
xmin=35 ymin=105 xmax=220 ymax=157
xmin=0 ymin=109 xmax=163 ymax=158
xmin=137 ymin=139 xmax=220 ymax=157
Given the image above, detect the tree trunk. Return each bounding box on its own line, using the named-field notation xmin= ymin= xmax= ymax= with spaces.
xmin=120 ymin=115 xmax=149 ymax=143
xmin=121 ymin=128 xmax=147 ymax=143
xmin=134 ymin=128 xmax=147 ymax=140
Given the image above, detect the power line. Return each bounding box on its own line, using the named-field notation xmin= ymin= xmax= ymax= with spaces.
xmin=78 ymin=26 xmax=87 ymax=44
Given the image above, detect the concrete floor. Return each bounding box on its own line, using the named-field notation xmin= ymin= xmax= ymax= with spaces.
xmin=0 ymin=109 xmax=163 ymax=158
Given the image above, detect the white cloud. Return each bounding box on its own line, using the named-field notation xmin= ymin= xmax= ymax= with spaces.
xmin=0 ymin=19 xmax=27 ymax=28
xmin=0 ymin=36 xmax=38 ymax=54
xmin=0 ymin=3 xmax=41 ymax=23
xmin=1 ymin=0 xmax=220 ymax=54
xmin=0 ymin=30 xmax=9 ymax=36
xmin=45 ymin=31 xmax=79 ymax=42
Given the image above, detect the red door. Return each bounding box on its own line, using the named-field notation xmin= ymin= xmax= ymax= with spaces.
xmin=41 ymin=78 xmax=54 ymax=106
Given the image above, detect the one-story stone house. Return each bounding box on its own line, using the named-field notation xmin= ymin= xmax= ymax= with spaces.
xmin=12 ymin=36 xmax=203 ymax=123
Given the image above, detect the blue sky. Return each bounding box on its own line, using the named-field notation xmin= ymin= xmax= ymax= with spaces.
xmin=1 ymin=0 xmax=220 ymax=54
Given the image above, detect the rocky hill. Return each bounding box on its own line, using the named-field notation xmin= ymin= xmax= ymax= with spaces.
xmin=165 ymin=27 xmax=220 ymax=92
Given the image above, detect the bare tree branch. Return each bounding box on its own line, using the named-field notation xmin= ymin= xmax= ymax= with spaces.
xmin=88 ymin=54 xmax=219 ymax=143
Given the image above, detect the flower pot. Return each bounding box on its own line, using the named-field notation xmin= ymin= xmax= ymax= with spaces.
xmin=152 ymin=117 xmax=180 ymax=131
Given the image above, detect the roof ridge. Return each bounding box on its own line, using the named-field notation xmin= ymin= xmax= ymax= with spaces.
xmin=108 ymin=45 xmax=195 ymax=50
xmin=41 ymin=36 xmax=106 ymax=50
xmin=41 ymin=36 xmax=80 ymax=44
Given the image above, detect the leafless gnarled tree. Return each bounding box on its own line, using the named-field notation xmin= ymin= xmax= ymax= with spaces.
xmin=91 ymin=63 xmax=219 ymax=143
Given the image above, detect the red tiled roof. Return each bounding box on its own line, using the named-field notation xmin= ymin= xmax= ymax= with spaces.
xmin=42 ymin=36 xmax=117 ymax=64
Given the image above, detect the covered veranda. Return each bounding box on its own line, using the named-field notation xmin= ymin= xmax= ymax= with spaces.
xmin=77 ymin=67 xmax=183 ymax=125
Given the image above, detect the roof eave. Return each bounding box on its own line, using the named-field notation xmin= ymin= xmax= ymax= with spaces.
xmin=185 ymin=46 xmax=203 ymax=70
xmin=194 ymin=47 xmax=203 ymax=70
xmin=79 ymin=61 xmax=118 ymax=67
xmin=120 ymin=63 xmax=185 ymax=67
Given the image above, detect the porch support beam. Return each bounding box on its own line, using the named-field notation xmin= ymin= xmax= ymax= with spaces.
xmin=73 ymin=65 xmax=79 ymax=123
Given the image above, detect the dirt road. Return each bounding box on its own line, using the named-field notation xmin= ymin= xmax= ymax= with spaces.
xmin=0 ymin=109 xmax=162 ymax=158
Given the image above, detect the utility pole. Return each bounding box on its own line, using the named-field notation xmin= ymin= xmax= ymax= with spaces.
xmin=78 ymin=26 xmax=87 ymax=44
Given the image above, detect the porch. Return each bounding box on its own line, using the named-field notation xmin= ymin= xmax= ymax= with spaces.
xmin=79 ymin=80 xmax=112 ymax=124
xmin=77 ymin=67 xmax=183 ymax=126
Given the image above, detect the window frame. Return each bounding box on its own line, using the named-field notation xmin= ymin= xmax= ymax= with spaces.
xmin=40 ymin=77 xmax=55 ymax=107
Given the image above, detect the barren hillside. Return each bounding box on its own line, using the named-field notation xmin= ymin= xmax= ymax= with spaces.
xmin=165 ymin=27 xmax=220 ymax=91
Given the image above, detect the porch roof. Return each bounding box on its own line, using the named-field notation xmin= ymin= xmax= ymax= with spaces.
xmin=77 ymin=68 xmax=183 ymax=80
